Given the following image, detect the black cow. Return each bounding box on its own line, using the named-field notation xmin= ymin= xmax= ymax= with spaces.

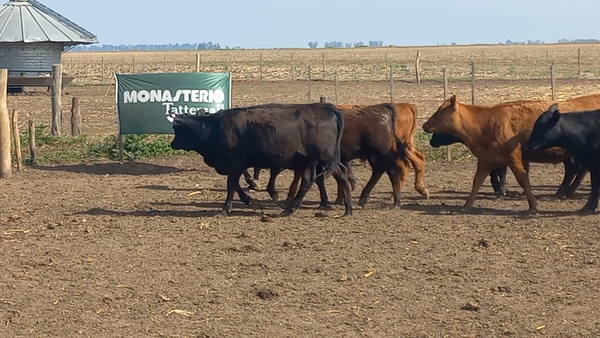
xmin=170 ymin=102 xmax=352 ymax=217
xmin=429 ymin=133 xmax=508 ymax=197
xmin=430 ymin=132 xmax=586 ymax=199
xmin=526 ymin=104 xmax=600 ymax=214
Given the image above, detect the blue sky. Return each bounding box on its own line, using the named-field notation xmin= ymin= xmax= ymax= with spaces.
xmin=42 ymin=0 xmax=599 ymax=48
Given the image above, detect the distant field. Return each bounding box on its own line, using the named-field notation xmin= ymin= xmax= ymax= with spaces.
xmin=62 ymin=43 xmax=600 ymax=84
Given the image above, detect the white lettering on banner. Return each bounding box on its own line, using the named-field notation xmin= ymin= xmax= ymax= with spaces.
xmin=123 ymin=89 xmax=226 ymax=104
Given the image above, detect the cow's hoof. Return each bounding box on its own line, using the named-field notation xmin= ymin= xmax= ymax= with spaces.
xmin=578 ymin=208 xmax=595 ymax=216
xmin=269 ymin=192 xmax=279 ymax=202
xmin=317 ymin=204 xmax=333 ymax=210
xmin=279 ymin=209 xmax=294 ymax=217
xmin=524 ymin=209 xmax=537 ymax=216
xmin=341 ymin=211 xmax=352 ymax=217
xmin=357 ymin=198 xmax=368 ymax=207
xmin=391 ymin=202 xmax=402 ymax=209
xmin=214 ymin=210 xmax=228 ymax=217
xmin=249 ymin=199 xmax=259 ymax=210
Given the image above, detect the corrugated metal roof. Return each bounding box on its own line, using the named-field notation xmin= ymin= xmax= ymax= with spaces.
xmin=0 ymin=0 xmax=97 ymax=45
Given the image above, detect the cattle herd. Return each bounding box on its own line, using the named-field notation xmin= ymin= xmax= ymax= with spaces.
xmin=169 ymin=92 xmax=600 ymax=217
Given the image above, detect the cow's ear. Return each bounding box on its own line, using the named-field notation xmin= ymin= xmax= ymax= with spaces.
xmin=549 ymin=104 xmax=561 ymax=121
xmin=450 ymin=94 xmax=457 ymax=107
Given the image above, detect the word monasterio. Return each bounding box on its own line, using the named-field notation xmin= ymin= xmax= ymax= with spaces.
xmin=123 ymin=89 xmax=227 ymax=115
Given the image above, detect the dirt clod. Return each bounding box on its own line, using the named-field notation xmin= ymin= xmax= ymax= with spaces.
xmin=256 ymin=289 xmax=278 ymax=301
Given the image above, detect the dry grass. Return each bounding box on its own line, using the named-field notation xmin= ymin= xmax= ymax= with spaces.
xmin=62 ymin=43 xmax=600 ymax=84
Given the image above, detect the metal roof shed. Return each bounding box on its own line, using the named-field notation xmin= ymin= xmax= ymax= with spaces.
xmin=0 ymin=0 xmax=97 ymax=88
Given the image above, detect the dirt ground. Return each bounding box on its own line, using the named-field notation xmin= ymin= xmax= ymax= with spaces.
xmin=1 ymin=156 xmax=600 ymax=337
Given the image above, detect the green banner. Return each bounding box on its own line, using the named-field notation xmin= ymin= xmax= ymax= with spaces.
xmin=115 ymin=72 xmax=231 ymax=134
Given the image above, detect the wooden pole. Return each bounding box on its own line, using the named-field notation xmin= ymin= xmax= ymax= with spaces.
xmin=70 ymin=97 xmax=82 ymax=136
xmin=443 ymin=68 xmax=451 ymax=162
xmin=163 ymin=54 xmax=167 ymax=70
xmin=415 ymin=50 xmax=421 ymax=84
xmin=28 ymin=120 xmax=36 ymax=166
xmin=11 ymin=109 xmax=22 ymax=172
xmin=51 ymin=64 xmax=62 ymax=135
xmin=471 ymin=62 xmax=476 ymax=105
xmin=389 ymin=65 xmax=394 ymax=102
xmin=307 ymin=65 xmax=312 ymax=102
xmin=0 ymin=69 xmax=10 ymax=178
xmin=196 ymin=53 xmax=201 ymax=72
xmin=320 ymin=96 xmax=326 ymax=103
xmin=482 ymin=50 xmax=485 ymax=80
xmin=259 ymin=54 xmax=263 ymax=81
xmin=577 ymin=48 xmax=582 ymax=79
xmin=513 ymin=52 xmax=517 ymax=79
xmin=322 ymin=53 xmax=325 ymax=80
xmin=118 ymin=134 xmax=124 ymax=164
xmin=291 ymin=53 xmax=295 ymax=81
xmin=551 ymin=61 xmax=556 ymax=100
xmin=132 ymin=56 xmax=135 ymax=73
xmin=334 ymin=70 xmax=339 ymax=105
xmin=101 ymin=56 xmax=105 ymax=83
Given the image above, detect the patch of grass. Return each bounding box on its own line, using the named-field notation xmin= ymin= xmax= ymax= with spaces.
xmin=14 ymin=124 xmax=190 ymax=165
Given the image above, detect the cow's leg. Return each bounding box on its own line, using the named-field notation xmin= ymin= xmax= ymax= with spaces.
xmin=332 ymin=164 xmax=353 ymax=216
xmin=404 ymin=149 xmax=430 ymax=199
xmin=218 ymin=172 xmax=243 ymax=216
xmin=284 ymin=169 xmax=302 ymax=206
xmin=556 ymin=159 xmax=578 ymax=199
xmin=507 ymin=156 xmax=537 ymax=213
xmin=346 ymin=161 xmax=357 ymax=191
xmin=242 ymin=169 xmax=260 ymax=191
xmin=490 ymin=167 xmax=508 ymax=199
xmin=464 ymin=160 xmax=492 ymax=210
xmin=265 ymin=168 xmax=282 ymax=202
xmin=253 ymin=167 xmax=261 ymax=181
xmin=386 ymin=160 xmax=404 ymax=208
xmin=579 ymin=169 xmax=599 ymax=215
xmin=281 ymin=167 xmax=313 ymax=216
xmin=566 ymin=167 xmax=588 ymax=199
xmin=315 ymin=165 xmax=331 ymax=210
xmin=334 ymin=161 xmax=353 ymax=205
xmin=358 ymin=161 xmax=385 ymax=207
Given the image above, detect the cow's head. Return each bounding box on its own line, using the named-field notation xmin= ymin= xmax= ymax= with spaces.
xmin=526 ymin=103 xmax=562 ymax=151
xmin=429 ymin=132 xmax=464 ymax=148
xmin=422 ymin=95 xmax=460 ymax=134
xmin=170 ymin=113 xmax=212 ymax=153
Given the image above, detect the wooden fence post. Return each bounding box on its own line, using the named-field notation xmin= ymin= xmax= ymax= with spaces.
xmin=28 ymin=120 xmax=36 ymax=166
xmin=196 ymin=53 xmax=201 ymax=72
xmin=322 ymin=53 xmax=325 ymax=81
xmin=577 ymin=48 xmax=582 ymax=79
xmin=11 ymin=109 xmax=22 ymax=171
xmin=259 ymin=54 xmax=263 ymax=81
xmin=307 ymin=65 xmax=312 ymax=102
xmin=334 ymin=69 xmax=339 ymax=105
xmin=101 ymin=56 xmax=105 ymax=83
xmin=51 ymin=64 xmax=62 ymax=135
xmin=131 ymin=56 xmax=135 ymax=73
xmin=443 ymin=68 xmax=451 ymax=162
xmin=70 ymin=97 xmax=82 ymax=136
xmin=550 ymin=61 xmax=556 ymax=100
xmin=482 ymin=50 xmax=485 ymax=80
xmin=291 ymin=53 xmax=295 ymax=81
xmin=389 ymin=65 xmax=394 ymax=102
xmin=320 ymin=96 xmax=326 ymax=103
xmin=471 ymin=62 xmax=476 ymax=105
xmin=0 ymin=69 xmax=10 ymax=178
xmin=415 ymin=50 xmax=421 ymax=84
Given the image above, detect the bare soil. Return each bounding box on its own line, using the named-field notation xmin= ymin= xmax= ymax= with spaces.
xmin=2 ymin=157 xmax=600 ymax=337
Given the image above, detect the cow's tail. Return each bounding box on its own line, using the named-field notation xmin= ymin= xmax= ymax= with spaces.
xmin=322 ymin=104 xmax=344 ymax=177
xmin=384 ymin=103 xmax=410 ymax=167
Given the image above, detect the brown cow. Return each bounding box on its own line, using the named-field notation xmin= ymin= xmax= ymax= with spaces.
xmin=258 ymin=103 xmax=418 ymax=208
xmin=249 ymin=102 xmax=430 ymax=204
xmin=422 ymin=93 xmax=600 ymax=213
